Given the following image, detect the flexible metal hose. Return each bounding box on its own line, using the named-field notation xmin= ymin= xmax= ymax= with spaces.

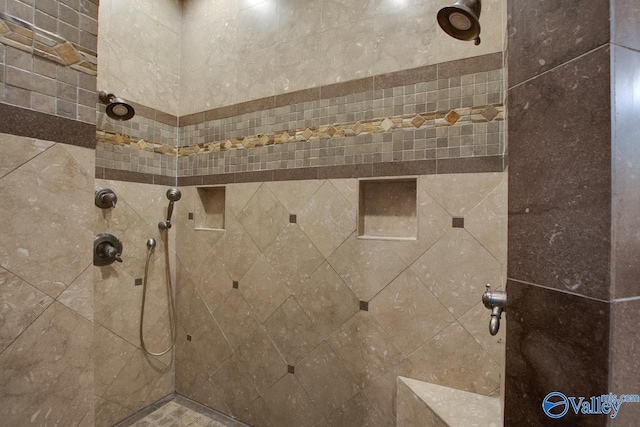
xmin=140 ymin=236 xmax=177 ymax=356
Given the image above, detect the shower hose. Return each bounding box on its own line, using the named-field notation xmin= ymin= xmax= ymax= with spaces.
xmin=140 ymin=236 xmax=177 ymax=356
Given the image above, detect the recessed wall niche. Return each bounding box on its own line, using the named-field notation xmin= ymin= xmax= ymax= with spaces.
xmin=195 ymin=186 xmax=226 ymax=230
xmin=358 ymin=178 xmax=418 ymax=240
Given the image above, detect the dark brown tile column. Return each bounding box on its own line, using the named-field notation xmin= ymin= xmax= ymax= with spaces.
xmin=505 ymin=1 xmax=616 ymax=425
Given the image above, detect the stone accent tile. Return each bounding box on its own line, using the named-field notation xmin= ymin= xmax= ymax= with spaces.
xmin=296 ymin=342 xmax=361 ymax=418
xmin=225 ymin=182 xmax=261 ymax=216
xmin=239 ymin=254 xmax=291 ymax=324
xmin=328 ymin=234 xmax=406 ymax=301
xmin=0 ymin=144 xmax=93 ymax=298
xmin=295 ymin=262 xmax=359 ymax=340
xmin=370 ymin=269 xmax=454 ymax=356
xmin=396 ymin=379 xmax=446 ymax=427
xmin=325 ymin=393 xmax=391 ymax=427
xmin=209 ymin=356 xmax=259 ymax=418
xmin=410 ymin=229 xmax=502 ymax=318
xmin=465 ymin=181 xmax=507 ymax=264
xmin=507 ymin=0 xmax=609 ymax=87
xmin=458 ymin=301 xmax=505 ymax=364
xmin=237 ymin=184 xmax=289 ymax=252
xmin=421 ymin=172 xmax=503 ymax=217
xmin=504 ymin=280 xmax=609 ymax=426
xmin=235 ymin=327 xmax=288 ymax=397
xmin=260 ymin=374 xmax=323 ymax=427
xmin=212 ymin=290 xmax=259 ymax=352
xmin=266 ymin=179 xmax=323 ymax=214
xmin=363 ymin=359 xmax=415 ymax=423
xmin=57 ymin=265 xmax=92 ymax=321
xmin=407 ymin=322 xmax=500 ymax=395
xmin=327 ymin=312 xmax=403 ymax=389
xmin=189 ymin=251 xmax=232 ymax=313
xmin=508 ymin=46 xmax=611 ymax=299
xmin=298 ymin=181 xmax=357 ymax=258
xmin=210 ymin=210 xmax=261 ymax=281
xmin=0 ymin=303 xmax=93 ymax=426
xmin=263 ymin=224 xmax=324 ymax=293
xmin=264 ymin=297 xmax=323 ymax=365
xmin=0 ymin=266 xmax=53 ymax=353
xmin=0 ymin=133 xmax=53 ymax=179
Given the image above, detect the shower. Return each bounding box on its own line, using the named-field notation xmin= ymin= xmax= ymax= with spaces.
xmin=437 ymin=0 xmax=482 ymax=45
xmin=139 ymin=188 xmax=181 ymax=356
xmin=99 ymin=90 xmax=136 ymax=121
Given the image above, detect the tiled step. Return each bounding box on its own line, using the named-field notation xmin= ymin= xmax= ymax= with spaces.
xmin=397 ymin=377 xmax=501 ymax=427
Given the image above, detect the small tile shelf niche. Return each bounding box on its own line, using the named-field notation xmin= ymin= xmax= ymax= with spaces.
xmin=195 ymin=186 xmax=226 ymax=231
xmin=358 ymin=178 xmax=418 ymax=241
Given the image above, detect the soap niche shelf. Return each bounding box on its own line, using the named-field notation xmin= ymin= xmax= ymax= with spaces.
xmin=358 ymin=177 xmax=418 ymax=241
xmin=195 ymin=186 xmax=226 ymax=231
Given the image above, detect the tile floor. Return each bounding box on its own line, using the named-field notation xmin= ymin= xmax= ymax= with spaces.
xmin=129 ymin=400 xmax=236 ymax=427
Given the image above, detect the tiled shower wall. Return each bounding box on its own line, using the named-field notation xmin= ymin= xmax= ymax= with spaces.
xmin=175 ymin=173 xmax=506 ymax=426
xmin=0 ymin=132 xmax=95 ymax=426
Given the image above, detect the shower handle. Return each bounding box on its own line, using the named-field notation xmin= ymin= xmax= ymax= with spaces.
xmin=93 ymin=234 xmax=124 ymax=266
xmin=482 ymin=284 xmax=506 ymax=336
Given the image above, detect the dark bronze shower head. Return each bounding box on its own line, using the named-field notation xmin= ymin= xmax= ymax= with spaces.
xmin=437 ymin=0 xmax=482 ymax=46
xmin=99 ymin=90 xmax=136 ymax=121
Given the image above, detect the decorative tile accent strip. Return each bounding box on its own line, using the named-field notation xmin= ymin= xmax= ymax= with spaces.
xmin=0 ymin=12 xmax=97 ymax=76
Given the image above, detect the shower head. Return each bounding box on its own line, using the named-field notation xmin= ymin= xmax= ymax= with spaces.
xmin=99 ymin=90 xmax=136 ymax=121
xmin=159 ymin=188 xmax=182 ymax=231
xmin=437 ymin=0 xmax=482 ymax=46
xmin=166 ymin=188 xmax=182 ymax=202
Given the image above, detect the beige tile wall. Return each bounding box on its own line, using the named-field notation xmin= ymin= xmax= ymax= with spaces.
xmin=0 ymin=132 xmax=95 ymax=426
xmin=97 ymin=0 xmax=182 ymax=116
xmin=176 ymin=171 xmax=507 ymax=426
xmin=93 ymin=179 xmax=179 ymax=426
xmin=179 ymin=0 xmax=506 ymax=115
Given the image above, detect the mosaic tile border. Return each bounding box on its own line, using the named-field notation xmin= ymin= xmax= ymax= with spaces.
xmin=0 ymin=12 xmax=97 ymax=76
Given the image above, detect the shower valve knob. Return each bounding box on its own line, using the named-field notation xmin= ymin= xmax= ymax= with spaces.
xmin=95 ymin=188 xmax=117 ymax=209
xmin=94 ymin=234 xmax=124 ymax=266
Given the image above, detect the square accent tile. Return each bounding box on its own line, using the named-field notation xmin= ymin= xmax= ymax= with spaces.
xmin=452 ymin=217 xmax=464 ymax=228
xmin=288 ymin=365 xmax=295 ymax=374
xmin=289 ymin=214 xmax=297 ymax=224
xmin=187 ymin=334 xmax=192 ymax=342
xmin=188 ymin=212 xmax=194 ymax=220
xmin=135 ymin=278 xmax=142 ymax=286
xmin=360 ymin=301 xmax=369 ymax=311
xmin=233 ymin=280 xmax=239 ymax=289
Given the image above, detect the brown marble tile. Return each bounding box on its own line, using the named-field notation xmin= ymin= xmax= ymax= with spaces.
xmin=127 ymin=101 xmax=158 ymax=122
xmin=611 ymin=45 xmax=640 ymax=298
xmin=507 ymin=0 xmax=609 ymax=87
xmin=318 ymin=164 xmax=372 ymax=180
xmin=372 ymin=159 xmax=436 ymax=177
xmin=508 ymin=46 xmax=611 ymax=299
xmin=155 ymin=111 xmax=178 ymax=127
xmin=374 ymin=64 xmax=438 ymax=90
xmin=0 ymin=103 xmax=96 ymax=148
xmin=272 ymin=167 xmax=319 ymax=182
xmin=204 ymin=105 xmax=238 ymax=122
xmin=236 ymin=96 xmax=276 ymax=116
xmin=103 ymin=168 xmax=154 ymax=184
xmin=153 ymin=174 xmax=176 ymax=186
xmin=610 ymin=299 xmax=640 ymax=425
xmin=275 ymin=87 xmax=320 ymax=107
xmin=235 ymin=169 xmax=274 ymax=183
xmin=436 ymin=156 xmax=505 ymax=174
xmin=436 ymin=52 xmax=503 ymax=79
xmin=504 ymin=280 xmax=609 ymax=427
xmin=321 ymin=77 xmax=374 ymax=99
xmin=202 ymin=173 xmax=235 ymax=185
xmin=179 ymin=112 xmax=205 ymax=127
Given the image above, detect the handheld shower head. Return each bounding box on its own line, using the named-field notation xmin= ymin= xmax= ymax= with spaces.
xmin=159 ymin=188 xmax=182 ymax=230
xmin=437 ymin=0 xmax=482 ymax=45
